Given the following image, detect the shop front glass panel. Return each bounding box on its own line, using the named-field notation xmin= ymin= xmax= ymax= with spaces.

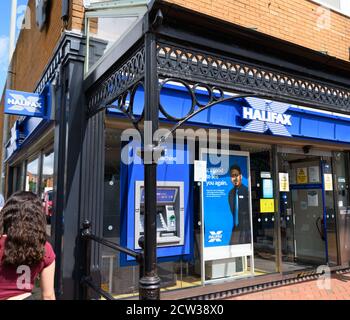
xmin=11 ymin=165 xmax=23 ymax=192
xmin=41 ymin=150 xmax=54 ymax=233
xmin=25 ymin=158 xmax=39 ymax=193
xmin=246 ymin=145 xmax=276 ymax=275
xmin=101 ymin=126 xmax=202 ymax=298
xmin=101 ymin=127 xmax=130 ymax=297
xmin=334 ymin=152 xmax=350 ymax=266
xmin=323 ymin=158 xmax=338 ymax=266
xmin=101 ymin=125 xmax=281 ymax=297
xmin=279 ymin=154 xmax=329 ymax=271
xmin=291 ymin=188 xmax=326 ymax=265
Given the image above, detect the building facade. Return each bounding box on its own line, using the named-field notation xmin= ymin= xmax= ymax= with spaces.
xmin=2 ymin=0 xmax=350 ymax=300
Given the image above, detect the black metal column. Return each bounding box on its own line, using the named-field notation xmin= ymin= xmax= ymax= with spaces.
xmin=139 ymin=32 xmax=161 ymax=300
xmin=51 ymin=36 xmax=87 ymax=299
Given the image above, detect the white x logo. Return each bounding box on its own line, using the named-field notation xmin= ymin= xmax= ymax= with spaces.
xmin=241 ymin=98 xmax=292 ymax=137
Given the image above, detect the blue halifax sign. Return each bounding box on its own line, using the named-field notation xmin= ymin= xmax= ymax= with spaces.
xmin=241 ymin=98 xmax=292 ymax=137
xmin=5 ymin=90 xmax=46 ymax=118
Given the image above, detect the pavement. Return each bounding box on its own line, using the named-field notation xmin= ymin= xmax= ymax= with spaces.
xmin=226 ymin=272 xmax=350 ymax=300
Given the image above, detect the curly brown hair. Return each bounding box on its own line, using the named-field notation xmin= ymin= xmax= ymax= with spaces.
xmin=0 ymin=191 xmax=47 ymax=267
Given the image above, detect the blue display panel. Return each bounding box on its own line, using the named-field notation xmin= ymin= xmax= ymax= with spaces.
xmin=120 ymin=142 xmax=193 ymax=265
xmin=262 ymin=179 xmax=274 ymax=199
xmin=140 ymin=188 xmax=177 ymax=204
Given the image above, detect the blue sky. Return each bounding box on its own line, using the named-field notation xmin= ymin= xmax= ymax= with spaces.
xmin=0 ymin=0 xmax=28 ymax=95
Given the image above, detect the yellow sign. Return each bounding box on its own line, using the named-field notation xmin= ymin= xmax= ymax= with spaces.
xmin=324 ymin=174 xmax=333 ymax=191
xmin=297 ymin=167 xmax=308 ymax=184
xmin=260 ymin=199 xmax=275 ymax=213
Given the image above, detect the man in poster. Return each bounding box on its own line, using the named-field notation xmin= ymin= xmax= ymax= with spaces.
xmin=228 ymin=164 xmax=251 ymax=245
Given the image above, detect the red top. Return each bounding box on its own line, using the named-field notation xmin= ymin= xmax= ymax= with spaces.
xmin=0 ymin=236 xmax=55 ymax=300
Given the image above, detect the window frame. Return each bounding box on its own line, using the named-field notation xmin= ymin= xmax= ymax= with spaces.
xmin=19 ymin=145 xmax=54 ymax=197
xmin=83 ymin=0 xmax=150 ymax=10
xmin=312 ymin=0 xmax=350 ymax=17
xmin=84 ymin=4 xmax=149 ymax=76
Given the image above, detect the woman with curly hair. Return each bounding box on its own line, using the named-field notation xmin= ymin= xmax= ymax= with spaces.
xmin=0 ymin=191 xmax=56 ymax=300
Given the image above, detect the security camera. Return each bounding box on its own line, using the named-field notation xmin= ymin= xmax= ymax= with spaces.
xmin=303 ymin=145 xmax=312 ymax=154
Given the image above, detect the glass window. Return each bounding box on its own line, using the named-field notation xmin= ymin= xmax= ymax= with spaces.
xmin=86 ymin=15 xmax=138 ymax=71
xmin=25 ymin=158 xmax=39 ymax=193
xmin=84 ymin=1 xmax=150 ymax=73
xmin=84 ymin=0 xmax=150 ymax=9
xmin=334 ymin=152 xmax=350 ymax=265
xmin=100 ymin=125 xmax=280 ymax=298
xmin=11 ymin=164 xmax=24 ymax=193
xmin=241 ymin=144 xmax=277 ymax=275
xmin=313 ymin=0 xmax=350 ymax=15
xmin=40 ymin=150 xmax=54 ymax=197
xmin=41 ymin=150 xmax=54 ymax=228
xmin=323 ymin=157 xmax=338 ymax=266
xmin=317 ymin=0 xmax=340 ymax=8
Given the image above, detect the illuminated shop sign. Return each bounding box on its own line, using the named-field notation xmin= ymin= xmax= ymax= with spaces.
xmin=5 ymin=90 xmax=47 ymax=118
xmin=241 ymin=98 xmax=292 ymax=137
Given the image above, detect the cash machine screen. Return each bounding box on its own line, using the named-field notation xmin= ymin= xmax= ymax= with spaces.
xmin=140 ymin=188 xmax=177 ymax=204
xmin=138 ymin=187 xmax=181 ymax=246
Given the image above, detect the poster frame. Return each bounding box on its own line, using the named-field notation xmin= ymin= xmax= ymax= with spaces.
xmin=200 ymin=148 xmax=255 ymax=285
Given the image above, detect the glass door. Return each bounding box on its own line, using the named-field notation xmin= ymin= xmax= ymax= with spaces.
xmin=278 ymin=153 xmax=330 ymax=272
xmin=291 ymin=186 xmax=326 ymax=265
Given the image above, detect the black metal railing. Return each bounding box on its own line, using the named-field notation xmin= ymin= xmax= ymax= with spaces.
xmin=80 ymin=220 xmax=144 ymax=300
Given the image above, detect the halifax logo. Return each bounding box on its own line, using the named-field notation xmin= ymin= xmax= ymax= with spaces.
xmin=5 ymin=90 xmax=44 ymax=118
xmin=241 ymin=97 xmax=292 ymax=137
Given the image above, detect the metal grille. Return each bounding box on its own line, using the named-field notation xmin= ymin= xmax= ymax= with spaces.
xmin=88 ymin=46 xmax=145 ymax=115
xmin=157 ymin=41 xmax=350 ymax=113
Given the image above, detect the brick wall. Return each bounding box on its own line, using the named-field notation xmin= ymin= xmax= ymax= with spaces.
xmin=70 ymin=0 xmax=85 ymax=32
xmin=165 ymin=0 xmax=350 ymax=62
xmin=10 ymin=0 xmax=63 ymax=93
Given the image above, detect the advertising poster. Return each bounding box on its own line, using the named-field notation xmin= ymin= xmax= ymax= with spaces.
xmin=201 ymin=149 xmax=253 ymax=264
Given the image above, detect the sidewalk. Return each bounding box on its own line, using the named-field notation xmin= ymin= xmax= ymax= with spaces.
xmin=226 ymin=272 xmax=350 ymax=300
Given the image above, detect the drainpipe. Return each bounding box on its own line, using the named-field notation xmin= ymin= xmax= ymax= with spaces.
xmin=0 ymin=0 xmax=17 ymax=196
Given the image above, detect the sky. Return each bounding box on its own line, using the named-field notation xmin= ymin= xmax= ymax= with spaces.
xmin=0 ymin=0 xmax=28 ymax=95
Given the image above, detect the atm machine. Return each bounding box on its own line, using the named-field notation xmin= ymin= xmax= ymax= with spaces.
xmin=134 ymin=181 xmax=185 ymax=250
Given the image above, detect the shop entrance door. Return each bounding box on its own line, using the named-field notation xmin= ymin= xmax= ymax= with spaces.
xmin=290 ymin=186 xmax=326 ymax=265
xmin=279 ymin=152 xmax=332 ymax=272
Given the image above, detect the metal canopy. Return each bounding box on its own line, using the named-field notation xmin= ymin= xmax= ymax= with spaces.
xmin=86 ymin=2 xmax=350 ymax=121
